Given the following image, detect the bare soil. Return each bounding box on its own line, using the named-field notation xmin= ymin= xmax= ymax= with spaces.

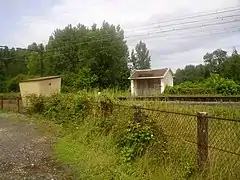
xmin=0 ymin=114 xmax=73 ymax=180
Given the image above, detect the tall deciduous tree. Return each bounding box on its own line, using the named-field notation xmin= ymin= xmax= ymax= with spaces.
xmin=203 ymin=49 xmax=227 ymax=73
xmin=130 ymin=41 xmax=151 ymax=70
xmin=44 ymin=21 xmax=130 ymax=89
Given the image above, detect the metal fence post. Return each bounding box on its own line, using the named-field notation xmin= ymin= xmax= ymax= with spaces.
xmin=197 ymin=112 xmax=208 ymax=172
xmin=0 ymin=96 xmax=3 ymax=109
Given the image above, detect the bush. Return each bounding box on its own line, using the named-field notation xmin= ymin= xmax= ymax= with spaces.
xmin=26 ymin=94 xmax=45 ymax=114
xmin=165 ymin=74 xmax=240 ymax=95
xmin=164 ymin=86 xmax=215 ymax=95
xmin=28 ymin=92 xmax=168 ymax=165
xmin=117 ymin=110 xmax=167 ymax=163
xmin=4 ymin=74 xmax=32 ymax=92
xmin=61 ymin=68 xmax=97 ymax=93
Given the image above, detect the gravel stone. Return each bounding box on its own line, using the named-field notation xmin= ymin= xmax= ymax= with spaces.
xmin=0 ymin=116 xmax=73 ymax=180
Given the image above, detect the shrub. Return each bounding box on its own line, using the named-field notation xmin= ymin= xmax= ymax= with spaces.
xmin=61 ymin=68 xmax=97 ymax=93
xmin=165 ymin=74 xmax=240 ymax=95
xmin=4 ymin=74 xmax=32 ymax=92
xmin=26 ymin=94 xmax=45 ymax=114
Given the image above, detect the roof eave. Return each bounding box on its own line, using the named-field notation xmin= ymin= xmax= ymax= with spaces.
xmin=129 ymin=76 xmax=164 ymax=80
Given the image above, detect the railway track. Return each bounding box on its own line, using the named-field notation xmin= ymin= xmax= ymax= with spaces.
xmin=118 ymin=96 xmax=240 ymax=102
xmin=2 ymin=95 xmax=240 ymax=103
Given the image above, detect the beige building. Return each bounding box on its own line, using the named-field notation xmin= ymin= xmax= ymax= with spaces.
xmin=129 ymin=68 xmax=174 ymax=96
xmin=19 ymin=76 xmax=61 ymax=107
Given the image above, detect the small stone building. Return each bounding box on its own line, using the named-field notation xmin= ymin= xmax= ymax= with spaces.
xmin=19 ymin=76 xmax=61 ymax=107
xmin=129 ymin=68 xmax=174 ymax=96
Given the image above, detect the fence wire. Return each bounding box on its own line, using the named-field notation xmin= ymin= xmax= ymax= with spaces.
xmin=113 ymin=102 xmax=240 ymax=179
xmin=1 ymin=97 xmax=240 ymax=179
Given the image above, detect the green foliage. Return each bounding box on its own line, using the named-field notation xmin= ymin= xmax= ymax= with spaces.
xmin=166 ymin=74 xmax=240 ymax=95
xmin=130 ymin=41 xmax=151 ymax=70
xmin=164 ymin=86 xmax=215 ymax=95
xmin=119 ymin=122 xmax=155 ymax=162
xmin=174 ymin=64 xmax=209 ymax=85
xmin=45 ymin=22 xmax=130 ymax=90
xmin=0 ymin=47 xmax=29 ymax=92
xmin=61 ymin=68 xmax=97 ymax=92
xmin=175 ymin=48 xmax=240 ymax=85
xmin=0 ymin=21 xmax=131 ymax=93
xmin=4 ymin=74 xmax=31 ymax=92
xmin=205 ymin=74 xmax=240 ymax=95
xmin=27 ymin=92 xmax=171 ymax=178
xmin=26 ymin=94 xmax=45 ymax=113
xmin=25 ymin=91 xmax=240 ymax=179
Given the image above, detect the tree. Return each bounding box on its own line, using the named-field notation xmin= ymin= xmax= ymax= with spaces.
xmin=26 ymin=42 xmax=45 ymax=76
xmin=232 ymin=47 xmax=238 ymax=57
xmin=203 ymin=49 xmax=227 ymax=73
xmin=130 ymin=41 xmax=151 ymax=69
xmin=220 ymin=49 xmax=240 ymax=83
xmin=44 ymin=21 xmax=130 ymax=89
xmin=174 ymin=64 xmax=207 ymax=85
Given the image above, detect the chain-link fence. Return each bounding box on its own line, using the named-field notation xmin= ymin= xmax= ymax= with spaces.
xmin=1 ymin=97 xmax=239 ymax=179
xmin=99 ymin=102 xmax=240 ymax=179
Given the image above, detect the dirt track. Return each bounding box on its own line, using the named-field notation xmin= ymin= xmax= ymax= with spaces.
xmin=0 ymin=114 xmax=72 ymax=180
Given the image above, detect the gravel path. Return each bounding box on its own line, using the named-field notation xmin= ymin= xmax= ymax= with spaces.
xmin=0 ymin=115 xmax=72 ymax=180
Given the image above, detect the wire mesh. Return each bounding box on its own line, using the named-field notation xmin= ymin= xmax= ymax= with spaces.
xmin=1 ymin=98 xmax=240 ymax=179
xmin=113 ymin=102 xmax=240 ymax=179
xmin=208 ymin=116 xmax=240 ymax=179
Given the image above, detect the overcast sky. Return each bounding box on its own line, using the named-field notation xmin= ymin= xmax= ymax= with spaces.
xmin=1 ymin=0 xmax=240 ymax=70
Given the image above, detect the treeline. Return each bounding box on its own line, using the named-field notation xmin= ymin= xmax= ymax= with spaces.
xmin=0 ymin=21 xmax=151 ymax=93
xmin=168 ymin=48 xmax=240 ymax=95
xmin=175 ymin=48 xmax=240 ymax=84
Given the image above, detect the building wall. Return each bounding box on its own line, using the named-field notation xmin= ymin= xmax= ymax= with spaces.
xmin=133 ymin=79 xmax=161 ymax=96
xmin=19 ymin=77 xmax=61 ymax=107
xmin=38 ymin=78 xmax=61 ymax=96
xmin=131 ymin=80 xmax=135 ymax=96
xmin=19 ymin=81 xmax=40 ymax=107
xmin=161 ymin=70 xmax=173 ymax=93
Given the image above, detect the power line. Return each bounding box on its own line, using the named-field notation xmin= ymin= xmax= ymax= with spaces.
xmin=125 ymin=6 xmax=240 ymax=30
xmin=1 ymin=11 xmax=240 ymax=61
xmin=126 ymin=19 xmax=240 ymax=40
xmin=2 ymin=38 xmax=240 ymax=64
xmin=125 ymin=14 xmax=240 ymax=33
xmin=128 ymin=25 xmax=240 ymax=40
xmin=1 ymin=27 xmax=240 ymax=61
xmin=1 ymin=25 xmax=240 ymax=61
xmin=1 ymin=16 xmax=240 ymax=52
xmin=0 ymin=8 xmax=239 ymax=50
xmin=3 ymin=19 xmax=237 ymax=52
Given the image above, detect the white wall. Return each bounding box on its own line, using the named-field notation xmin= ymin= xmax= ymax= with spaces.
xmin=161 ymin=70 xmax=173 ymax=93
xmin=131 ymin=80 xmax=135 ymax=96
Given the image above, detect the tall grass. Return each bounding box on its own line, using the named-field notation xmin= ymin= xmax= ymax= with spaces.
xmin=26 ymin=92 xmax=240 ymax=180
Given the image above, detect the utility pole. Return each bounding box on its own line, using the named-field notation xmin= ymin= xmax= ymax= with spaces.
xmin=40 ymin=50 xmax=43 ymax=77
xmin=38 ymin=43 xmax=44 ymax=77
